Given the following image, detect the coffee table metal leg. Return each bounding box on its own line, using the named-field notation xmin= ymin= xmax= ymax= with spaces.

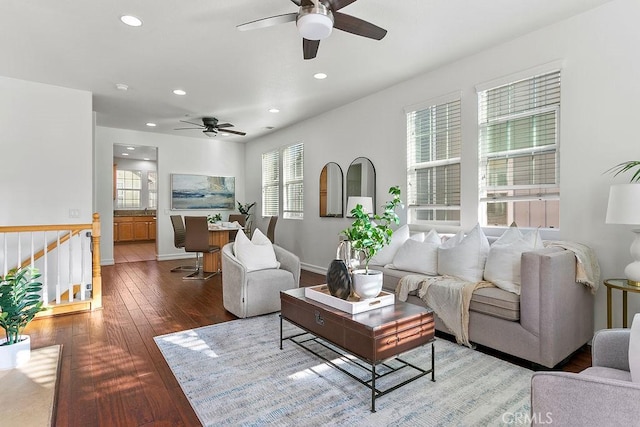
xmin=279 ymin=315 xmax=283 ymax=350
xmin=371 ymin=364 xmax=376 ymax=413
xmin=431 ymin=342 xmax=435 ymax=382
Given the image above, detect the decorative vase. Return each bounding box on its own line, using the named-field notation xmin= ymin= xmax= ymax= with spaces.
xmin=326 ymin=259 xmax=351 ymax=299
xmin=352 ymin=269 xmax=383 ymax=300
xmin=0 ymin=335 xmax=31 ymax=370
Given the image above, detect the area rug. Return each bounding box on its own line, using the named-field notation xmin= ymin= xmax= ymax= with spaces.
xmin=155 ymin=314 xmax=531 ymax=426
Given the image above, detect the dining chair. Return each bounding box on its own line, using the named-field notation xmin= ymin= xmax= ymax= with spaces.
xmin=228 ymin=214 xmax=246 ymax=241
xmin=267 ymin=216 xmax=278 ymax=243
xmin=169 ymin=215 xmax=197 ymax=272
xmin=183 ymin=216 xmax=220 ymax=280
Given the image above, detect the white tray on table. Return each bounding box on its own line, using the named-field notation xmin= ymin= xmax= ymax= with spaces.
xmin=304 ymin=284 xmax=395 ymax=314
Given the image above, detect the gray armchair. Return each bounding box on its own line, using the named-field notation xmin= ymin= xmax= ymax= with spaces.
xmin=221 ymin=242 xmax=300 ymax=318
xmin=531 ymin=328 xmax=640 ymax=426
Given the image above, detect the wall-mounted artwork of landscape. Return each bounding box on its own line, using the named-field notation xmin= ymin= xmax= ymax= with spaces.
xmin=171 ymin=174 xmax=235 ymax=210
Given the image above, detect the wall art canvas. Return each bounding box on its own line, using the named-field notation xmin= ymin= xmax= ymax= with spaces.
xmin=171 ymin=174 xmax=235 ymax=210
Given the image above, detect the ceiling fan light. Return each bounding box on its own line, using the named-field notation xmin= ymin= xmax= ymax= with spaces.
xmin=203 ymin=129 xmax=217 ymax=137
xmin=297 ymin=11 xmax=333 ymax=40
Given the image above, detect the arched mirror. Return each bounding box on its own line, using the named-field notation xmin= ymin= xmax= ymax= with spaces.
xmin=346 ymin=157 xmax=376 ymax=215
xmin=319 ymin=162 xmax=343 ymax=217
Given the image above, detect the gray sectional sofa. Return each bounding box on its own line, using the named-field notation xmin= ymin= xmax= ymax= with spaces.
xmin=375 ymin=246 xmax=595 ymax=368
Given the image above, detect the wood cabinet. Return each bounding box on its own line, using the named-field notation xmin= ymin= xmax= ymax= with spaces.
xmin=114 ymin=216 xmax=156 ymax=242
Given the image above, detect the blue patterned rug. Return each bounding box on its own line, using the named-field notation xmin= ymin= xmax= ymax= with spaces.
xmin=155 ymin=313 xmax=531 ymax=426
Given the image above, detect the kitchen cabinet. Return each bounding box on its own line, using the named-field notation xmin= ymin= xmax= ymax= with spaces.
xmin=114 ymin=216 xmax=156 ymax=242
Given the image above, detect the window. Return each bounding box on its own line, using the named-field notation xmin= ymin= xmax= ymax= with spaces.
xmin=406 ymin=97 xmax=461 ymax=224
xmin=148 ymin=171 xmax=157 ymax=209
xmin=262 ymin=150 xmax=279 ymax=217
xmin=478 ymin=70 xmax=560 ymax=228
xmin=283 ymin=143 xmax=304 ymax=220
xmin=261 ymin=143 xmax=304 ymax=219
xmin=116 ymin=170 xmax=142 ymax=208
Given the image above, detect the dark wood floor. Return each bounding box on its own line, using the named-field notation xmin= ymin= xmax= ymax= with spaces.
xmin=25 ymin=259 xmax=591 ymax=426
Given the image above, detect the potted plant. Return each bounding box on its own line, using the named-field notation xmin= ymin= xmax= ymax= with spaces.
xmin=0 ymin=267 xmax=46 ymax=370
xmin=606 ymin=161 xmax=640 ymax=182
xmin=207 ymin=213 xmax=222 ymax=224
xmin=237 ymin=201 xmax=256 ymax=234
xmin=341 ymin=186 xmax=402 ymax=299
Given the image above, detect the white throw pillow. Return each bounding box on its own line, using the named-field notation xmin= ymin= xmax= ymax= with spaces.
xmin=409 ymin=232 xmax=425 ymax=242
xmin=484 ymin=228 xmax=543 ymax=294
xmin=437 ymin=224 xmax=490 ymax=282
xmin=233 ymin=228 xmax=280 ymax=272
xmin=630 ymin=313 xmax=640 ymax=383
xmin=440 ymin=230 xmax=463 ymax=249
xmin=424 ymin=229 xmax=441 ymax=245
xmin=392 ymin=238 xmax=439 ymax=275
xmin=369 ymin=224 xmax=410 ymax=266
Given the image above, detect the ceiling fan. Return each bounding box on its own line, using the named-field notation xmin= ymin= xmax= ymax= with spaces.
xmin=237 ymin=0 xmax=387 ymax=60
xmin=174 ymin=117 xmax=247 ymax=137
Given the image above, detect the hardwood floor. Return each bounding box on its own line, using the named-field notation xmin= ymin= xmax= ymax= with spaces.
xmin=24 ymin=261 xmax=591 ymax=426
xmin=114 ymin=242 xmax=156 ymax=263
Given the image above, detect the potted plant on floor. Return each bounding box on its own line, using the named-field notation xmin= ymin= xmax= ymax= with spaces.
xmin=0 ymin=267 xmax=46 ymax=370
xmin=341 ymin=186 xmax=402 ymax=299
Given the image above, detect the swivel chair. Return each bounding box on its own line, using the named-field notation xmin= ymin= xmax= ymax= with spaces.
xmin=169 ymin=215 xmax=197 ymax=272
xmin=183 ymin=216 xmax=220 ymax=280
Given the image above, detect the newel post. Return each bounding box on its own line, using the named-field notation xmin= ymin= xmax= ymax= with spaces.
xmin=91 ymin=212 xmax=103 ymax=309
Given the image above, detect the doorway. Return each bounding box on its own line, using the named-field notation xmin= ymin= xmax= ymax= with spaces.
xmin=113 ymin=143 xmax=158 ymax=263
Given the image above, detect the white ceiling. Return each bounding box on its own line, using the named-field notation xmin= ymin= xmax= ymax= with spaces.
xmin=0 ymin=0 xmax=612 ymax=143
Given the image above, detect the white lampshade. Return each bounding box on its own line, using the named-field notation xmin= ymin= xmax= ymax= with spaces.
xmin=606 ymin=184 xmax=640 ymax=286
xmin=346 ymin=196 xmax=373 ymax=218
xmin=606 ymin=184 xmax=640 ymax=224
xmin=297 ymin=12 xmax=333 ymax=40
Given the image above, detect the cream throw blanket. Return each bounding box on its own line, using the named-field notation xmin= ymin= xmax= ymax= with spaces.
xmin=544 ymin=241 xmax=601 ymax=294
xmin=396 ymin=275 xmax=494 ymax=347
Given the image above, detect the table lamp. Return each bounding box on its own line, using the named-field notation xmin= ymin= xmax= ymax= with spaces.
xmin=606 ymin=183 xmax=640 ymax=286
xmin=346 ymin=196 xmax=373 ymax=218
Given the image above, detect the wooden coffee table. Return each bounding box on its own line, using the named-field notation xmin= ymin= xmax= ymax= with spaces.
xmin=280 ymin=287 xmax=435 ymax=412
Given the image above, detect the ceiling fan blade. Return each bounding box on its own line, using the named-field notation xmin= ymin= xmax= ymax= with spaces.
xmin=215 ymin=123 xmax=234 ymax=128
xmin=327 ymin=0 xmax=358 ymax=11
xmin=179 ymin=119 xmax=205 ymax=127
xmin=174 ymin=127 xmax=203 ymax=130
xmin=333 ymin=12 xmax=387 ymax=40
xmin=237 ymin=13 xmax=297 ymax=32
xmin=219 ymin=129 xmax=247 ymax=136
xmin=290 ymin=0 xmax=302 ymax=5
xmin=303 ymin=38 xmax=320 ymax=60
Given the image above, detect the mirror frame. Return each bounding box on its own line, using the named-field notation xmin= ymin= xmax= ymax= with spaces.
xmin=346 ymin=157 xmax=376 ymax=215
xmin=319 ymin=162 xmax=344 ymax=218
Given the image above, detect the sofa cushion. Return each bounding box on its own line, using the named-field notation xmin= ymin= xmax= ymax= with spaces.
xmin=390 ymin=229 xmax=440 ymax=275
xmin=484 ymin=228 xmax=543 ymax=295
xmin=233 ymin=229 xmax=280 ymax=272
xmin=437 ymin=224 xmax=490 ymax=282
xmin=369 ymin=224 xmax=410 ymax=266
xmin=630 ymin=313 xmax=640 ymax=382
xmin=469 ymin=287 xmax=520 ymax=321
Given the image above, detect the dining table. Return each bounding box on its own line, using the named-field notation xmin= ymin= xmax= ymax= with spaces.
xmin=203 ymin=223 xmax=243 ymax=273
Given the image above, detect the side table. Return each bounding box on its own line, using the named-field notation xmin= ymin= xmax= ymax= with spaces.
xmin=604 ymin=278 xmax=640 ymax=328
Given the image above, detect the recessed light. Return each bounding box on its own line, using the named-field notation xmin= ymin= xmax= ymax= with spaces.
xmin=143 ymin=158 xmax=150 ymax=161
xmin=115 ymin=83 xmax=129 ymax=91
xmin=265 ymin=126 xmax=275 ymax=130
xmin=146 ymin=122 xmax=156 ymax=127
xmin=313 ymin=72 xmax=327 ymax=80
xmin=268 ymin=108 xmax=280 ymax=113
xmin=126 ymin=147 xmax=135 ymax=151
xmin=120 ymin=15 xmax=142 ymax=27
xmin=122 ymin=153 xmax=129 ymax=156
xmin=173 ymin=89 xmax=186 ymax=96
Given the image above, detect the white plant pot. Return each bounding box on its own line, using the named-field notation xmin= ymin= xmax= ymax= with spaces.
xmin=0 ymin=335 xmax=31 ymax=370
xmin=352 ymin=269 xmax=383 ymax=300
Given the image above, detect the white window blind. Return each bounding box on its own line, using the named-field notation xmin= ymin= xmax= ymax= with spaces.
xmin=406 ymin=98 xmax=461 ymax=224
xmin=262 ymin=150 xmax=279 ymax=216
xmin=478 ymin=70 xmax=560 ymax=228
xmin=148 ymin=171 xmax=157 ymax=209
xmin=283 ymin=143 xmax=304 ymax=220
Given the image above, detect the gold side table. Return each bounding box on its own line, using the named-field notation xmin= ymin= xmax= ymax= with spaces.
xmin=604 ymin=278 xmax=640 ymax=328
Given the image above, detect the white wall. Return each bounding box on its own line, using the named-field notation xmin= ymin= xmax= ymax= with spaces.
xmin=245 ymin=0 xmax=640 ymax=331
xmin=0 ymin=76 xmax=93 ymax=224
xmin=95 ymin=126 xmax=246 ymax=264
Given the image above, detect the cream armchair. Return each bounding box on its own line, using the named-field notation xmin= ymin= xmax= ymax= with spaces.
xmin=221 ymin=242 xmax=300 ymax=318
xmin=531 ymin=327 xmax=640 ymax=426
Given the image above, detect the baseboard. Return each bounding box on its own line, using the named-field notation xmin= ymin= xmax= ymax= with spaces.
xmin=156 ymin=253 xmax=196 ymax=262
xmin=301 ymin=263 xmax=326 ymax=275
